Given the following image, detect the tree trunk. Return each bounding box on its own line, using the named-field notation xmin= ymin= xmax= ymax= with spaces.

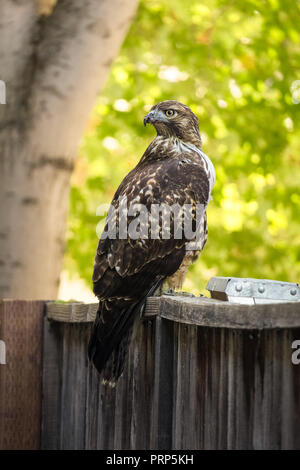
xmin=0 ymin=0 xmax=138 ymax=299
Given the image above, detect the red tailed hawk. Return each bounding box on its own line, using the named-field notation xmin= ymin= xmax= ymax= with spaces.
xmin=88 ymin=100 xmax=215 ymax=385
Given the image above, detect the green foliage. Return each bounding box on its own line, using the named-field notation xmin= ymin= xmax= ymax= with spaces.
xmin=65 ymin=0 xmax=300 ymax=295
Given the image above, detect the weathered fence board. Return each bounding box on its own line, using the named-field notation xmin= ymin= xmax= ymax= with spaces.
xmin=144 ymin=295 xmax=300 ymax=329
xmin=0 ymin=300 xmax=44 ymax=450
xmin=41 ymin=320 xmax=63 ymax=450
xmin=41 ymin=296 xmax=300 ymax=450
xmin=41 ymin=316 xmax=157 ymax=450
xmin=150 ymin=317 xmax=174 ymax=450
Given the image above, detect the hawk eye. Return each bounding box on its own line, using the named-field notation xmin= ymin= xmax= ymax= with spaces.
xmin=165 ymin=109 xmax=175 ymax=117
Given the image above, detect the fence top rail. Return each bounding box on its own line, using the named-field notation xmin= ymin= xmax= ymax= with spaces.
xmin=45 ymin=295 xmax=300 ymax=330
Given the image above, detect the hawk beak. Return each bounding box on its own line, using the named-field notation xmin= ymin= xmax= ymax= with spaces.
xmin=144 ymin=111 xmax=155 ymax=126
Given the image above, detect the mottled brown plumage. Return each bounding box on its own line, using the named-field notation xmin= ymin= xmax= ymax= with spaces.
xmin=88 ymin=100 xmax=215 ymax=384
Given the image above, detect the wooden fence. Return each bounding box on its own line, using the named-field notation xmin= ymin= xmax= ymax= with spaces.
xmin=0 ymin=296 xmax=300 ymax=449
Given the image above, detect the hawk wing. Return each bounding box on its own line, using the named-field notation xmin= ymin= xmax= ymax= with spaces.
xmin=93 ymin=155 xmax=210 ymax=295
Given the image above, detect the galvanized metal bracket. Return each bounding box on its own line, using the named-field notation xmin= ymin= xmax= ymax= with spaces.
xmin=206 ymin=277 xmax=300 ymax=304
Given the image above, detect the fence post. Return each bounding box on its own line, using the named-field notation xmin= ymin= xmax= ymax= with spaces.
xmin=0 ymin=300 xmax=44 ymax=450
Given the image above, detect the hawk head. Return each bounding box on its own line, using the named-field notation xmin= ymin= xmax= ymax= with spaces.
xmin=144 ymin=100 xmax=201 ymax=147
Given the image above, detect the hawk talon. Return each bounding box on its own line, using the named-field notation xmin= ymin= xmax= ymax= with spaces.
xmin=161 ymin=288 xmax=175 ymax=296
xmin=162 ymin=289 xmax=196 ymax=298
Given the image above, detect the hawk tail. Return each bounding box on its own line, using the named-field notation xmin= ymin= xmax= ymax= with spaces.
xmin=88 ymin=300 xmax=136 ymax=384
xmin=100 ymin=323 xmax=134 ymax=387
xmin=88 ymin=279 xmax=163 ymax=385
